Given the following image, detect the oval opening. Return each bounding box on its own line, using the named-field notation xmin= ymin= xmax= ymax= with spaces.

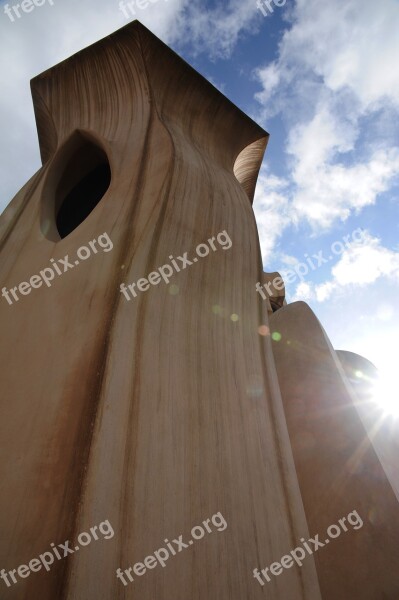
xmin=54 ymin=138 xmax=111 ymax=239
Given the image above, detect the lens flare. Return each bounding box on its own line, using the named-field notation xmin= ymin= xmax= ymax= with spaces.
xmin=271 ymin=331 xmax=282 ymax=342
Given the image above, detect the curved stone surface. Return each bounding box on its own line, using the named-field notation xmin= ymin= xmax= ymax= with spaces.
xmin=0 ymin=22 xmax=320 ymax=600
xmin=270 ymin=301 xmax=399 ymax=599
xmin=261 ymin=271 xmax=286 ymax=314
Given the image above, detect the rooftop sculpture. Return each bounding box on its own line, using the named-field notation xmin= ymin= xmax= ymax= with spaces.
xmin=0 ymin=20 xmax=398 ymax=599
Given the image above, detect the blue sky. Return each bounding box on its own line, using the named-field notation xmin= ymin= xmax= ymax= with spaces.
xmin=0 ymin=0 xmax=398 ymax=383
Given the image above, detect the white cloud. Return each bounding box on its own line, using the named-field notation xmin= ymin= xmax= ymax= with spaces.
xmin=280 ymin=253 xmax=300 ymax=267
xmin=314 ymin=234 xmax=399 ymax=301
xmin=314 ymin=281 xmax=336 ymax=302
xmin=254 ymin=0 xmax=399 ymax=231
xmin=261 ymin=0 xmax=399 ymax=112
xmin=251 ymin=0 xmax=399 ymax=373
xmin=329 ymin=234 xmax=399 ymax=286
xmin=289 ymin=233 xmax=399 ymax=303
xmin=290 ymin=281 xmax=313 ymax=301
xmin=253 ymin=170 xmax=291 ymax=264
xmin=291 ymin=146 xmax=399 ymax=228
xmin=174 ymin=0 xmax=261 ymax=59
xmin=255 ymin=62 xmax=282 ymax=106
xmin=286 ymin=0 xmax=399 ymax=110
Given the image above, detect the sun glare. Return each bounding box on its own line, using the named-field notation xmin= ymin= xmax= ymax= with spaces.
xmin=370 ymin=371 xmax=399 ymax=418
